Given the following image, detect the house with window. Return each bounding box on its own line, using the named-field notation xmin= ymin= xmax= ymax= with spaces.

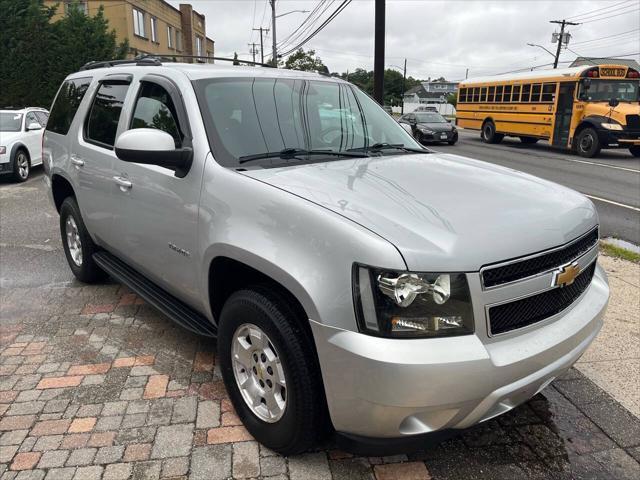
xmin=403 ymin=79 xmax=459 ymax=105
xmin=47 ymin=0 xmax=215 ymax=62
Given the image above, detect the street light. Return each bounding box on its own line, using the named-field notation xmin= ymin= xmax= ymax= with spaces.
xmin=276 ymin=10 xmax=309 ymax=18
xmin=527 ymin=43 xmax=556 ymax=58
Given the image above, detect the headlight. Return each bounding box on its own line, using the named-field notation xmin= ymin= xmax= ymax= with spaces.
xmin=419 ymin=128 xmax=434 ymax=134
xmin=353 ymin=265 xmax=474 ymax=338
xmin=601 ymin=123 xmax=623 ymax=131
xmin=0 ymin=146 xmax=6 ymax=155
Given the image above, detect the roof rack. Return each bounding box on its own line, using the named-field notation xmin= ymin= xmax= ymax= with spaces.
xmin=79 ymin=54 xmax=273 ymax=71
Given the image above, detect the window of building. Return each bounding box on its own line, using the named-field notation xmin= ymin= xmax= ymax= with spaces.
xmin=512 ymin=85 xmax=521 ymax=102
xmin=195 ymin=36 xmax=203 ymax=56
xmin=521 ymin=84 xmax=531 ymax=102
xmin=487 ymin=85 xmax=495 ymax=102
xmin=150 ymin=17 xmax=157 ymax=42
xmin=133 ymin=8 xmax=145 ymax=37
xmin=84 ymin=83 xmax=130 ymax=149
xmin=531 ymin=83 xmax=542 ymax=102
xmin=131 ymin=82 xmax=183 ymax=148
xmin=176 ymin=30 xmax=182 ymax=51
xmin=46 ymin=77 xmax=91 ymax=136
xmin=64 ymin=1 xmax=88 ymax=15
xmin=167 ymin=26 xmax=174 ymax=48
xmin=541 ymin=83 xmax=556 ymax=102
xmin=496 ymin=85 xmax=504 ymax=102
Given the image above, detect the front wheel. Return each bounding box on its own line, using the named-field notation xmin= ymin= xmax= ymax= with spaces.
xmin=218 ymin=287 xmax=327 ymax=455
xmin=11 ymin=149 xmax=30 ymax=182
xmin=575 ymin=127 xmax=601 ymax=158
xmin=629 ymin=145 xmax=640 ymax=157
xmin=60 ymin=197 xmax=107 ymax=283
xmin=481 ymin=121 xmax=503 ymax=144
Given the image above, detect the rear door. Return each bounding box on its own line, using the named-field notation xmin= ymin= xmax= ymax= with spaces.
xmin=73 ymin=75 xmax=132 ymax=247
xmin=552 ymin=82 xmax=575 ymax=148
xmin=111 ymin=75 xmax=202 ymax=304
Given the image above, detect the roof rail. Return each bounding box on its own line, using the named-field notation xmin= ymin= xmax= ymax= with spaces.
xmin=144 ymin=53 xmax=273 ymax=68
xmin=80 ymin=56 xmax=162 ymax=71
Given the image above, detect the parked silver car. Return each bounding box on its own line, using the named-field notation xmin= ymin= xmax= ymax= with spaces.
xmin=44 ymin=60 xmax=609 ymax=455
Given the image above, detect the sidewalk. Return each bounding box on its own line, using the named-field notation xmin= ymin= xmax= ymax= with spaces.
xmin=1 ymin=254 xmax=639 ymax=479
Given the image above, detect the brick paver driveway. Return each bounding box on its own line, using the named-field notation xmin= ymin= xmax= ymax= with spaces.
xmin=1 ymin=173 xmax=639 ymax=479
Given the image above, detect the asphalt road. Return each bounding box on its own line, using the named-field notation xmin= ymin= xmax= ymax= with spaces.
xmin=432 ymin=129 xmax=640 ymax=244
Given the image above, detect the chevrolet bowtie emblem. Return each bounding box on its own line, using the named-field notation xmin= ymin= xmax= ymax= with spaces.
xmin=552 ymin=262 xmax=581 ymax=288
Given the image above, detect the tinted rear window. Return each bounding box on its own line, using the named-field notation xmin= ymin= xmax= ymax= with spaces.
xmin=46 ymin=77 xmax=91 ymax=135
xmin=85 ymin=83 xmax=129 ymax=148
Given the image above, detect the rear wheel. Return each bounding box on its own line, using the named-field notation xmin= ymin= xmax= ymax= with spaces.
xmin=481 ymin=121 xmax=503 ymax=144
xmin=60 ymin=197 xmax=107 ymax=283
xmin=218 ymin=287 xmax=327 ymax=455
xmin=575 ymin=127 xmax=601 ymax=158
xmin=11 ymin=149 xmax=30 ymax=182
xmin=629 ymin=145 xmax=640 ymax=157
xmin=519 ymin=136 xmax=539 ymax=144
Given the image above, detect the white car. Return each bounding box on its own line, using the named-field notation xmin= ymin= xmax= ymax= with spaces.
xmin=0 ymin=108 xmax=49 ymax=182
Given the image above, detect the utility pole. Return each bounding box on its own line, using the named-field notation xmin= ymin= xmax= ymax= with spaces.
xmin=248 ymin=43 xmax=259 ymax=64
xmin=401 ymin=58 xmax=406 ymax=115
xmin=550 ymin=19 xmax=579 ymax=68
xmin=465 ymin=68 xmax=469 ymax=79
xmin=253 ymin=27 xmax=269 ymax=64
xmin=373 ymin=0 xmax=385 ymax=105
xmin=270 ymin=0 xmax=277 ymax=67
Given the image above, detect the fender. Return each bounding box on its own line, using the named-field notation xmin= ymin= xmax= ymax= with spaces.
xmin=9 ymin=142 xmax=29 ymax=165
xmin=578 ymin=115 xmax=622 ymax=129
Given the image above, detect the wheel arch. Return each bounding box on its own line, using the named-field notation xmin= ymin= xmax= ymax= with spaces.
xmin=51 ymin=174 xmax=76 ymax=213
xmin=10 ymin=142 xmax=30 ymax=163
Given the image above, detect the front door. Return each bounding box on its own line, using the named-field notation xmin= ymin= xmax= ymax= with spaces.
xmin=112 ymin=77 xmax=202 ymax=305
xmin=23 ymin=111 xmax=44 ymax=165
xmin=552 ymin=82 xmax=575 ymax=148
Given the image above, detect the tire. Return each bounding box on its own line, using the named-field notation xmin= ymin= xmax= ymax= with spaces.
xmin=629 ymin=145 xmax=640 ymax=157
xmin=59 ymin=197 xmax=107 ymax=283
xmin=519 ymin=136 xmax=539 ymax=144
xmin=575 ymin=127 xmax=601 ymax=158
xmin=218 ymin=286 xmax=327 ymax=455
xmin=448 ymin=139 xmax=457 ymax=146
xmin=481 ymin=121 xmax=503 ymax=144
xmin=11 ymin=148 xmax=30 ymax=182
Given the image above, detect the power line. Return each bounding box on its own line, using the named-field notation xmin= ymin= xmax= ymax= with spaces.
xmin=567 ymin=1 xmax=636 ymax=21
xmin=580 ymin=8 xmax=640 ymax=24
xmin=572 ymin=29 xmax=639 ymax=45
xmin=566 ymin=0 xmax=634 ymax=20
xmin=276 ymin=1 xmax=333 ymax=51
xmin=278 ymin=0 xmax=352 ymax=57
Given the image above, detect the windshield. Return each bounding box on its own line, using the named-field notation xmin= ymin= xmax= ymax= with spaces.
xmin=194 ymin=78 xmax=421 ymax=168
xmin=415 ymin=113 xmax=447 ymax=123
xmin=580 ymin=80 xmax=640 ymax=102
xmin=0 ymin=113 xmax=23 ymax=132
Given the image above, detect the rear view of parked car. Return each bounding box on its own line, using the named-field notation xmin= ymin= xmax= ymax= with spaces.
xmin=0 ymin=108 xmax=49 ymax=182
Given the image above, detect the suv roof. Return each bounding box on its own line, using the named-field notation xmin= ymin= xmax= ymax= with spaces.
xmin=69 ymin=61 xmax=342 ymax=83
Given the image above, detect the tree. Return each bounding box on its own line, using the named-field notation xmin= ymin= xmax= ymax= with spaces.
xmin=284 ymin=49 xmax=328 ymax=73
xmin=0 ymin=0 xmax=127 ymax=108
xmin=446 ymin=92 xmax=457 ymax=107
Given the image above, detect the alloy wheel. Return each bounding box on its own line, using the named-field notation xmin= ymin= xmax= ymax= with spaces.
xmin=16 ymin=153 xmax=29 ymax=179
xmin=65 ymin=216 xmax=83 ymax=266
xmin=231 ymin=323 xmax=287 ymax=423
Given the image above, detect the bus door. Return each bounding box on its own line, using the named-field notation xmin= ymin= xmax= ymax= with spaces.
xmin=552 ymin=82 xmax=575 ymax=148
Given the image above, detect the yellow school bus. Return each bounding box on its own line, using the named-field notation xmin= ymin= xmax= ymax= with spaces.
xmin=456 ymin=64 xmax=640 ymax=158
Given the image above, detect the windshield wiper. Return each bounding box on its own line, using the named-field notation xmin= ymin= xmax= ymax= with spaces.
xmin=348 ymin=143 xmax=431 ymax=154
xmin=239 ymin=147 xmax=369 ymax=164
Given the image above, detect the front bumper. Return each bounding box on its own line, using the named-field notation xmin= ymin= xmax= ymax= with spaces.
xmin=311 ymin=263 xmax=608 ymax=441
xmin=0 ymin=157 xmax=11 ymax=175
xmin=420 ymin=130 xmax=457 ymax=142
xmin=597 ymin=128 xmax=640 ymax=148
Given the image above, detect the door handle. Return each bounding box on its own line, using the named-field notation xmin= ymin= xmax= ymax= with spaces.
xmin=70 ymin=155 xmax=84 ymax=167
xmin=113 ymin=176 xmax=133 ymax=189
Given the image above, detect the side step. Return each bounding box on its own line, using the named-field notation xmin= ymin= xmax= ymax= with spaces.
xmin=93 ymin=251 xmax=217 ymax=338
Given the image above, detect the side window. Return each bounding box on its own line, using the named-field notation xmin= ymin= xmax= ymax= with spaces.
xmin=531 ymin=84 xmax=542 ymax=102
xmin=25 ymin=112 xmax=39 ymax=129
xmin=496 ymin=85 xmax=503 ymax=102
xmin=503 ymin=85 xmax=512 ymax=102
xmin=46 ymin=77 xmax=91 ymax=135
xmin=512 ymin=85 xmax=521 ymax=102
xmin=472 ymin=87 xmax=480 ymax=102
xmin=130 ymin=82 xmax=183 ymax=148
xmin=480 ymin=87 xmax=487 ymax=102
xmin=541 ymin=83 xmax=556 ymax=102
xmin=85 ymin=82 xmax=130 ymax=149
xmin=487 ymin=86 xmax=495 ymax=102
xmin=521 ymin=84 xmax=531 ymax=102
xmin=35 ymin=111 xmax=49 ymax=126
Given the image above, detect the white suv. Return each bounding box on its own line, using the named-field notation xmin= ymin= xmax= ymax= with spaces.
xmin=0 ymin=108 xmax=49 ymax=182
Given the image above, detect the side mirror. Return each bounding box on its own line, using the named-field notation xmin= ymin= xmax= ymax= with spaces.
xmin=608 ymin=98 xmax=619 ymax=108
xmin=114 ymin=128 xmax=192 ymax=177
xmin=26 ymin=122 xmax=42 ymax=131
xmin=409 ymin=118 xmax=417 ymax=126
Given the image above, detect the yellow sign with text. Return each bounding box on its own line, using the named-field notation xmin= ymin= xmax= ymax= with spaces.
xmin=599 ymin=66 xmax=626 ymax=78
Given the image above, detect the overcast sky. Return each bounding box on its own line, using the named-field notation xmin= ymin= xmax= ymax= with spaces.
xmin=168 ymin=0 xmax=639 ymax=80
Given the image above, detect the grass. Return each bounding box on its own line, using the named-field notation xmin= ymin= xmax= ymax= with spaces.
xmin=600 ymin=241 xmax=640 ymax=264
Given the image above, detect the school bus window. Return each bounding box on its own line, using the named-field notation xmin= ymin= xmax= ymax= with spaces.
xmin=487 ymin=85 xmax=495 ymax=102
xmin=480 ymin=87 xmax=487 ymax=102
xmin=531 ymin=84 xmax=542 ymax=102
xmin=472 ymin=87 xmax=480 ymax=102
xmin=503 ymin=85 xmax=512 ymax=102
xmin=496 ymin=85 xmax=503 ymax=102
xmin=458 ymin=88 xmax=465 ymax=103
xmin=521 ymin=84 xmax=531 ymax=102
xmin=541 ymin=83 xmax=556 ymax=102
xmin=512 ymin=85 xmax=521 ymax=102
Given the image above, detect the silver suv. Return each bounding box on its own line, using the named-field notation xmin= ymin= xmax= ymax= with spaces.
xmin=44 ymin=60 xmax=609 ymax=455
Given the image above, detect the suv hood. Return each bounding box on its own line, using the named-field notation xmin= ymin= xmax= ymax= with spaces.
xmin=244 ymin=153 xmax=597 ymax=271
